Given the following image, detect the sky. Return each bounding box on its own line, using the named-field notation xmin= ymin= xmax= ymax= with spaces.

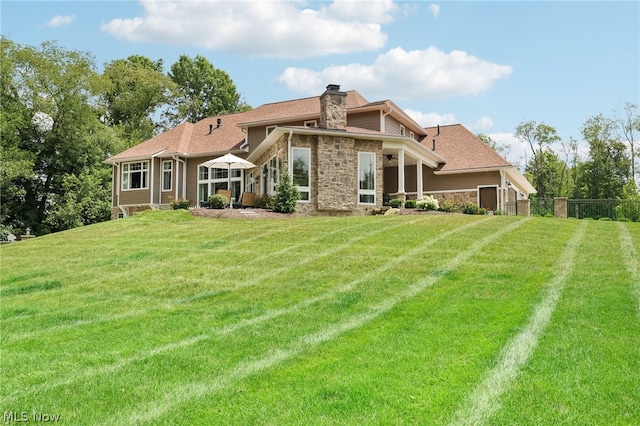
xmin=2 ymin=0 xmax=639 ymax=168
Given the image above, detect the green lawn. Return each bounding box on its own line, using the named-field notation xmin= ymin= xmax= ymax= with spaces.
xmin=1 ymin=210 xmax=639 ymax=425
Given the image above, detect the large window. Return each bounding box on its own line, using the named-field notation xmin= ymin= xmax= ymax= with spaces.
xmin=122 ymin=161 xmax=148 ymax=190
xmin=197 ymin=166 xmax=243 ymax=204
xmin=358 ymin=152 xmax=376 ymax=204
xmin=292 ymin=147 xmax=310 ymax=201
xmin=162 ymin=160 xmax=172 ymax=191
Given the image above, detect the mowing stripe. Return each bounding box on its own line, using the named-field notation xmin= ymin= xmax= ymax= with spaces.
xmin=171 ymin=215 xmax=436 ymax=304
xmin=618 ymin=222 xmax=640 ymax=317
xmin=108 ymin=218 xmax=529 ymax=425
xmin=448 ymin=221 xmax=586 ymax=426
xmin=7 ymin=216 xmax=494 ymax=401
xmin=6 ymin=217 xmax=426 ymax=341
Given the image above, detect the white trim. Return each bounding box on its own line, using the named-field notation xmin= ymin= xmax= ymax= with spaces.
xmin=358 ymin=152 xmax=376 ymax=205
xmin=477 ymin=185 xmax=499 ymax=211
xmin=291 ymin=146 xmax=311 ymax=202
xmin=121 ymin=160 xmax=149 ymax=191
xmin=266 ymin=125 xmax=277 ymax=137
xmin=162 ymin=160 xmax=172 ymax=192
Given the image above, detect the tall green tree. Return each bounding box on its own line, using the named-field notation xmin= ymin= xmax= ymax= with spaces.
xmin=574 ymin=114 xmax=631 ymax=199
xmin=614 ymin=102 xmax=640 ymax=183
xmin=101 ymin=55 xmax=176 ymax=146
xmin=514 ymin=120 xmax=561 ymax=198
xmin=167 ymin=54 xmax=250 ymax=124
xmin=0 ymin=37 xmax=116 ymax=235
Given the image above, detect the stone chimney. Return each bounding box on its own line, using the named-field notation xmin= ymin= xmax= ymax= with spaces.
xmin=319 ymin=84 xmax=347 ymax=130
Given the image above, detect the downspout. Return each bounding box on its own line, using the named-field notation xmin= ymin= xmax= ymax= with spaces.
xmin=150 ymin=151 xmax=162 ymax=207
xmin=381 ymin=106 xmax=394 ymax=133
xmin=287 ymin=129 xmax=293 ymax=175
xmin=499 ymin=169 xmax=506 ymax=212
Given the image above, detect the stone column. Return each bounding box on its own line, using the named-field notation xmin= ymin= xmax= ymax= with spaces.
xmin=516 ymin=199 xmax=530 ymax=216
xmin=554 ymin=197 xmax=568 ymax=218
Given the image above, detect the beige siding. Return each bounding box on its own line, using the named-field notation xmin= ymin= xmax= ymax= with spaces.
xmin=384 ymin=116 xmax=402 ymax=135
xmin=348 ymin=111 xmax=380 ymax=131
xmin=425 ymin=169 xmax=501 ymax=192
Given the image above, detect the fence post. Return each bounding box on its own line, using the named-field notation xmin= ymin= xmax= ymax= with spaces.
xmin=516 ymin=199 xmax=530 ymax=216
xmin=554 ymin=197 xmax=568 ymax=218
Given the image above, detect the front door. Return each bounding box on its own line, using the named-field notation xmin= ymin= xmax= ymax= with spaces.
xmin=479 ymin=186 xmax=498 ymax=211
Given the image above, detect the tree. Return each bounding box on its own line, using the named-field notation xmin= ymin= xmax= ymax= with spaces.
xmin=272 ymin=171 xmax=300 ymax=213
xmin=477 ymin=133 xmax=511 ymax=160
xmin=101 ymin=55 xmax=177 ymax=146
xmin=574 ymin=114 xmax=631 ymax=199
xmin=167 ymin=54 xmax=250 ymax=124
xmin=0 ymin=37 xmax=116 ymax=235
xmin=524 ymin=150 xmax=567 ymax=198
xmin=514 ymin=121 xmax=561 ymax=198
xmin=614 ymin=102 xmax=640 ymax=183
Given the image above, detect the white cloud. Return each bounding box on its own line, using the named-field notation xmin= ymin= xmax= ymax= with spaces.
xmin=101 ymin=0 xmax=395 ymax=58
xmin=279 ymin=46 xmax=512 ymax=99
xmin=404 ymin=109 xmax=456 ymax=128
xmin=473 ymin=116 xmax=494 ymax=130
xmin=428 ymin=3 xmax=440 ymax=18
xmin=44 ymin=14 xmax=75 ymax=28
xmin=488 ymin=132 xmax=527 ymax=168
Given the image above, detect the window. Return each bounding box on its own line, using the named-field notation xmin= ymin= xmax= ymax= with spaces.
xmin=358 ymin=152 xmax=376 ymax=204
xmin=197 ymin=166 xmax=244 ymax=205
xmin=266 ymin=125 xmax=276 ymax=137
xmin=292 ymin=147 xmax=310 ymax=201
xmin=304 ymin=120 xmax=317 ymax=127
xmin=400 ymin=125 xmax=406 ymax=136
xmin=122 ymin=161 xmax=148 ymax=190
xmin=162 ymin=160 xmax=172 ymax=191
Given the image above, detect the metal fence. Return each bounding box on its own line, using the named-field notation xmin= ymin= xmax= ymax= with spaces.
xmin=568 ymin=199 xmax=640 ymax=221
xmin=530 ymin=198 xmax=555 ymax=217
xmin=525 ymin=198 xmax=639 ymax=221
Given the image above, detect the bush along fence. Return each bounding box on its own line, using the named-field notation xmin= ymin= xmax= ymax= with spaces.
xmin=536 ymin=197 xmax=640 ymax=222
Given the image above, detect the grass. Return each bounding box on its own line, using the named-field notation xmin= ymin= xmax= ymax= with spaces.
xmin=1 ymin=210 xmax=639 ymax=425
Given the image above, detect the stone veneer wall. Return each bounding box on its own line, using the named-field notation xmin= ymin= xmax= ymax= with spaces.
xmin=426 ymin=191 xmax=477 ymax=206
xmin=316 ymin=136 xmax=382 ymax=214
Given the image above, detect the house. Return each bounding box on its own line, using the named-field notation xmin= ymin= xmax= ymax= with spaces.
xmin=104 ymin=84 xmax=535 ymax=218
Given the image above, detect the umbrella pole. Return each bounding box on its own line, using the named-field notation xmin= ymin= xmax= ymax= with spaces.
xmin=228 ymin=164 xmax=233 ymax=208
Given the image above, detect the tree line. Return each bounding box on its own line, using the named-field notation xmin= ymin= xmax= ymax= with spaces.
xmin=1 ymin=37 xmax=250 ymax=238
xmin=480 ymin=103 xmax=639 ymax=203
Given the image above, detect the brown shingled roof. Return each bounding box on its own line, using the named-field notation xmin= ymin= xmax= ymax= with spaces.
xmin=421 ymin=124 xmax=511 ymax=171
xmin=107 ymin=91 xmax=371 ymax=163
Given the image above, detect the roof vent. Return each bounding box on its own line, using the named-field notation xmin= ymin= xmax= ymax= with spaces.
xmin=217 ymin=118 xmax=222 ymax=128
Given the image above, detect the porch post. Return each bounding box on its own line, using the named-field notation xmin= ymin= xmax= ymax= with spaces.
xmin=416 ymin=159 xmax=423 ymax=200
xmin=397 ymin=148 xmax=405 ymax=196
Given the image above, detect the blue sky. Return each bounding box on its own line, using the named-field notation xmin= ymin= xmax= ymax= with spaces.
xmin=2 ymin=1 xmax=639 ymax=168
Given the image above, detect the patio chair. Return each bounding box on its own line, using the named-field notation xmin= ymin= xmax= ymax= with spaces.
xmin=234 ymin=192 xmax=256 ymax=209
xmin=216 ymin=189 xmax=232 ymax=207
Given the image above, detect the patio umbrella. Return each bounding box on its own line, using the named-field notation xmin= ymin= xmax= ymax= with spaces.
xmin=199 ymin=153 xmax=256 ymax=207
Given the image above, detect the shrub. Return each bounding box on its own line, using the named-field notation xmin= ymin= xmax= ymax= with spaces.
xmin=404 ymin=199 xmax=417 ymax=209
xmin=416 ymin=195 xmax=439 ymax=211
xmin=170 ymin=198 xmax=190 ymax=210
xmin=438 ymin=199 xmax=459 ymax=213
xmin=461 ymin=202 xmax=479 ymax=215
xmin=272 ymin=171 xmax=300 ymax=213
xmin=208 ymin=194 xmax=228 ymax=209
xmin=254 ymin=195 xmax=272 ymax=209
xmin=388 ymin=199 xmax=403 ymax=208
